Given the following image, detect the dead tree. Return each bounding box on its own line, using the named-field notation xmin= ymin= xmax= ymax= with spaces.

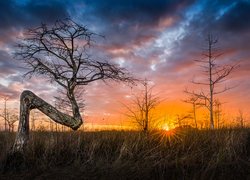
xmin=175 ymin=114 xmax=192 ymax=127
xmin=13 ymin=19 xmax=134 ymax=152
xmin=7 ymin=114 xmax=18 ymax=132
xmin=0 ymin=98 xmax=19 ymax=132
xmin=183 ymin=96 xmax=201 ymax=128
xmin=236 ymin=109 xmax=245 ymax=128
xmin=30 ymin=110 xmax=37 ymax=131
xmin=1 ymin=97 xmax=10 ymax=131
xmin=123 ymin=79 xmax=160 ymax=132
xmin=185 ymin=34 xmax=238 ymax=129
xmin=214 ymin=99 xmax=223 ymax=129
xmin=1 ymin=97 xmax=9 ymax=131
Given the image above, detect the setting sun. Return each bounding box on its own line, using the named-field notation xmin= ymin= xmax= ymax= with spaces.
xmin=162 ymin=124 xmax=170 ymax=131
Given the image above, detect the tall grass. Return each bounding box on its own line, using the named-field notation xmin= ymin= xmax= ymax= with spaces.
xmin=0 ymin=128 xmax=249 ymax=179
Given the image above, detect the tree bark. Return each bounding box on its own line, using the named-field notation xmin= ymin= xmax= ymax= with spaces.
xmin=12 ymin=90 xmax=83 ymax=152
xmin=208 ymin=36 xmax=214 ymax=129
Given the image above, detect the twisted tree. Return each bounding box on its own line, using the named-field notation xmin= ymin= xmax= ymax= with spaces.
xmin=13 ymin=19 xmax=134 ymax=151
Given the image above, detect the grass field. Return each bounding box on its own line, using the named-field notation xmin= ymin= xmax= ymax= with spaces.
xmin=0 ymin=128 xmax=249 ymax=180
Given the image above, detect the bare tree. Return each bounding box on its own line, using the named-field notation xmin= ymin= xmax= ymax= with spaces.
xmin=13 ymin=19 xmax=135 ymax=151
xmin=1 ymin=97 xmax=9 ymax=131
xmin=0 ymin=98 xmax=19 ymax=132
xmin=214 ymin=99 xmax=223 ymax=129
xmin=185 ymin=34 xmax=238 ymax=129
xmin=6 ymin=114 xmax=18 ymax=132
xmin=124 ymin=79 xmax=160 ymax=132
xmin=236 ymin=109 xmax=245 ymax=128
xmin=30 ymin=110 xmax=37 ymax=131
xmin=175 ymin=114 xmax=192 ymax=127
xmin=183 ymin=95 xmax=201 ymax=128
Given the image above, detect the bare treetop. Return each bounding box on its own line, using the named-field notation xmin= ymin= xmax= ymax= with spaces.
xmin=15 ymin=19 xmax=134 ymax=89
xmin=194 ymin=34 xmax=238 ymax=92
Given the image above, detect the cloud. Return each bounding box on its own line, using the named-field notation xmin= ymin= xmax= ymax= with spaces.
xmin=0 ymin=50 xmax=18 ymax=76
xmin=218 ymin=1 xmax=250 ymax=33
xmin=0 ymin=0 xmax=70 ymax=46
xmin=0 ymin=0 xmax=249 ymax=123
xmin=0 ymin=0 xmax=69 ymax=28
xmin=76 ymin=0 xmax=195 ymax=46
xmin=83 ymin=0 xmax=192 ymax=23
xmin=0 ymin=84 xmax=19 ymax=99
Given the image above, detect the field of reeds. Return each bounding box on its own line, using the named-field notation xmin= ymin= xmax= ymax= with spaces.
xmin=0 ymin=128 xmax=249 ymax=180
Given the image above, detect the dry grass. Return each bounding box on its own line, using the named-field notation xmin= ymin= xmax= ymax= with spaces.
xmin=0 ymin=128 xmax=249 ymax=180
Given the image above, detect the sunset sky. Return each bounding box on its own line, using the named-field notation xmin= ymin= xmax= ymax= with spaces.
xmin=0 ymin=0 xmax=250 ymax=128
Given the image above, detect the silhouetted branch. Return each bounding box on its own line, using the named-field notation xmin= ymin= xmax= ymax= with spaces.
xmin=13 ymin=18 xmax=136 ymax=151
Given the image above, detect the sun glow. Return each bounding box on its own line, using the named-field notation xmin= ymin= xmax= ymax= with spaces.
xmin=162 ymin=124 xmax=170 ymax=131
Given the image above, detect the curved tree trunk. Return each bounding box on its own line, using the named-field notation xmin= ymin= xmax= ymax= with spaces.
xmin=12 ymin=90 xmax=83 ymax=152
